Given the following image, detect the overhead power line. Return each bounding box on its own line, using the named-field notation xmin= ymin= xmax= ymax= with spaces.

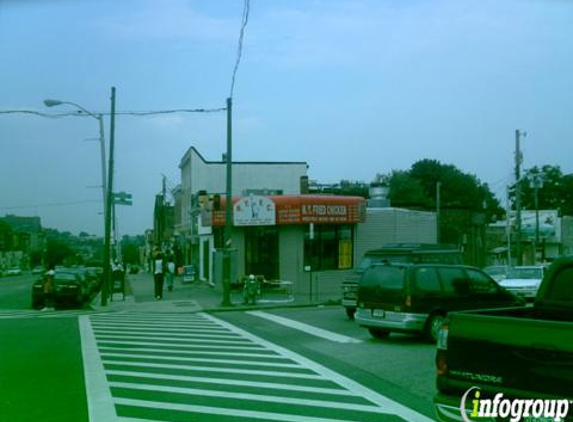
xmin=229 ymin=0 xmax=251 ymax=98
xmin=0 ymin=108 xmax=226 ymax=118
xmin=0 ymin=199 xmax=101 ymax=210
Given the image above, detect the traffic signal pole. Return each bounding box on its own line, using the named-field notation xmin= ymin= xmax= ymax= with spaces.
xmin=102 ymin=87 xmax=116 ymax=306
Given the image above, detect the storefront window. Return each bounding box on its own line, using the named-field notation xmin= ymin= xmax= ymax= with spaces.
xmin=304 ymin=225 xmax=353 ymax=271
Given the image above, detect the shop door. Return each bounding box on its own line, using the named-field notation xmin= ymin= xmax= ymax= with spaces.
xmin=245 ymin=227 xmax=279 ymax=280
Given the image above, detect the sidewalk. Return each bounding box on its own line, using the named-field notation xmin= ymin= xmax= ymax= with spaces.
xmin=91 ymin=271 xmax=326 ymax=313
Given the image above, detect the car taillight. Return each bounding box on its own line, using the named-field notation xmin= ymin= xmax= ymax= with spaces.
xmin=436 ymin=350 xmax=448 ymax=376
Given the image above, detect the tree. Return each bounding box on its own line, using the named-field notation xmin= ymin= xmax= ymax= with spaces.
xmin=44 ymin=238 xmax=75 ymax=267
xmin=382 ymin=159 xmax=503 ymax=266
xmin=517 ymin=165 xmax=573 ymax=216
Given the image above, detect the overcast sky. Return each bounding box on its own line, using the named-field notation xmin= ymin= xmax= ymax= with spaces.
xmin=1 ymin=0 xmax=572 ymax=236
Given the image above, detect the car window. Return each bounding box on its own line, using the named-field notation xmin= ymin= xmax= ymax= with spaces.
xmin=507 ymin=267 xmax=543 ymax=279
xmin=414 ymin=267 xmax=441 ymax=292
xmin=437 ymin=268 xmax=468 ymax=294
xmin=466 ymin=269 xmax=499 ymax=294
xmin=361 ymin=266 xmax=404 ymax=290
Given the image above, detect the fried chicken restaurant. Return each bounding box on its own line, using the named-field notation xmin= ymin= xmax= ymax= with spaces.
xmin=209 ymin=194 xmax=366 ymax=300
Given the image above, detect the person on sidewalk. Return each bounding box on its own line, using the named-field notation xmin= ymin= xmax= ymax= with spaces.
xmin=153 ymin=250 xmax=166 ymax=300
xmin=166 ymin=254 xmax=176 ymax=292
xmin=41 ymin=266 xmax=56 ymax=311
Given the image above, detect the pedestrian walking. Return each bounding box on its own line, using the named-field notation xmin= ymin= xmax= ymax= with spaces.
xmin=166 ymin=255 xmax=176 ymax=292
xmin=153 ymin=250 xmax=165 ymax=300
xmin=41 ymin=266 xmax=56 ymax=311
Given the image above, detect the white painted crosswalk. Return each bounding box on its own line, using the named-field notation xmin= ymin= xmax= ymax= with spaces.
xmin=0 ymin=308 xmax=114 ymax=319
xmin=80 ymin=311 xmax=435 ymax=422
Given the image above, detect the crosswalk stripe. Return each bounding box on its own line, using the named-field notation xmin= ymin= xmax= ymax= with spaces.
xmin=94 ymin=333 xmax=254 ymax=344
xmin=93 ymin=326 xmax=242 ymax=339
xmin=114 ymin=398 xmax=374 ymax=422
xmin=106 ymin=370 xmax=356 ymax=396
xmin=96 ymin=340 xmax=266 ymax=351
xmin=102 ymin=360 xmax=323 ymax=379
xmin=100 ymin=352 xmax=303 ymax=368
xmin=109 ymin=381 xmax=387 ymax=413
xmin=247 ymin=311 xmax=362 ymax=344
xmin=203 ymin=312 xmax=435 ymax=422
xmin=99 ymin=346 xmax=285 ymax=359
xmin=91 ymin=321 xmax=229 ymax=331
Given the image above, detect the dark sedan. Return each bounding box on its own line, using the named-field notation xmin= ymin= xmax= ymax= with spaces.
xmin=31 ymin=270 xmax=88 ymax=309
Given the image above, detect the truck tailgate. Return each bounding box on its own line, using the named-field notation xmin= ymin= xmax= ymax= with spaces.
xmin=443 ymin=312 xmax=573 ymax=397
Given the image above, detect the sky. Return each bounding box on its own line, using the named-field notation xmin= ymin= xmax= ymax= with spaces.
xmin=1 ymin=0 xmax=572 ymax=236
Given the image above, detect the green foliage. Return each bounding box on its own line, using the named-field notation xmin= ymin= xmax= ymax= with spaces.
xmin=44 ymin=238 xmax=75 ymax=267
xmin=122 ymin=243 xmax=140 ymax=265
xmin=517 ymin=165 xmax=573 ymax=216
xmin=386 ymin=159 xmax=503 ymax=219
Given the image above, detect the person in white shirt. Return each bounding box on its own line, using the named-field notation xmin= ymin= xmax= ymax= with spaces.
xmin=166 ymin=255 xmax=176 ymax=292
xmin=153 ymin=251 xmax=165 ymax=299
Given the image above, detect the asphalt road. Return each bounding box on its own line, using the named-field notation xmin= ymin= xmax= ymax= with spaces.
xmin=0 ymin=272 xmax=37 ymax=309
xmin=214 ymin=306 xmax=438 ymax=419
xmin=0 ymin=277 xmax=440 ymax=422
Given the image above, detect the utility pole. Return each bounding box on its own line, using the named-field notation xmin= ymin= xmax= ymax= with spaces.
xmin=515 ymin=130 xmax=524 ymax=266
xmin=436 ymin=181 xmax=441 ymax=244
xmin=222 ymin=97 xmax=233 ymax=306
xmin=102 ymin=87 xmax=116 ymax=306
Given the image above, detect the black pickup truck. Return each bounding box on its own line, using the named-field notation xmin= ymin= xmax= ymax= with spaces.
xmin=434 ymin=256 xmax=573 ymax=422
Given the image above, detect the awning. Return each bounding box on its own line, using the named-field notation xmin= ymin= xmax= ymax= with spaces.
xmin=212 ymin=194 xmax=366 ymax=226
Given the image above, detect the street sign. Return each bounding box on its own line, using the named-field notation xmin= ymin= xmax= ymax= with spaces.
xmin=113 ymin=191 xmax=133 ymax=206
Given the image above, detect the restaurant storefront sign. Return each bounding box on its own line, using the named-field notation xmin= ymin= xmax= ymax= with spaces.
xmin=213 ymin=195 xmax=365 ymax=226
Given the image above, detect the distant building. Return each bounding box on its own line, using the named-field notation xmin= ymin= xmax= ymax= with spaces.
xmin=486 ymin=210 xmax=573 ymax=265
xmin=166 ymin=147 xmax=439 ymax=301
xmin=176 ymin=146 xmax=308 ymax=281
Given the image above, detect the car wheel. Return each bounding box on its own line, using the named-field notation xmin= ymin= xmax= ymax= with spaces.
xmin=425 ymin=313 xmax=446 ymax=343
xmin=368 ymin=328 xmax=390 ymax=339
xmin=345 ymin=307 xmax=356 ymax=320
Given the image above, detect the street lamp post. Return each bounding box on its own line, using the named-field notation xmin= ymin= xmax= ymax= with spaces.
xmin=43 ymin=99 xmax=107 ymax=224
xmin=44 ymin=98 xmax=109 ymax=305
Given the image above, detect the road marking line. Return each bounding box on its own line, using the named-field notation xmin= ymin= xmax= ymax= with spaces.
xmin=91 ymin=321 xmax=229 ymax=331
xmin=204 ymin=312 xmax=435 ymax=422
xmin=114 ymin=398 xmax=383 ymax=422
xmin=93 ymin=314 xmax=211 ymax=323
xmin=247 ymin=311 xmax=362 ymax=344
xmin=96 ymin=339 xmax=266 ymax=350
xmin=101 ymin=360 xmax=324 ymax=379
xmin=94 ymin=333 xmax=253 ymax=344
xmin=100 ymin=352 xmax=303 ymax=368
xmin=79 ymin=315 xmax=119 ymax=422
xmin=93 ymin=326 xmax=241 ymax=338
xmin=99 ymin=346 xmax=285 ymax=358
xmin=109 ymin=381 xmax=386 ymax=413
xmin=106 ymin=370 xmax=356 ymax=396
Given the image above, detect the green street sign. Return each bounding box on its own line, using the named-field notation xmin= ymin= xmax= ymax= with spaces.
xmin=113 ymin=191 xmax=133 ymax=206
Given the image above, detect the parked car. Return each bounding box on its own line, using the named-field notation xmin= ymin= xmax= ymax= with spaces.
xmin=31 ymin=266 xmax=44 ymax=275
xmin=31 ymin=270 xmax=88 ymax=309
xmin=85 ymin=266 xmax=103 ymax=293
xmin=498 ymin=265 xmax=545 ymax=301
xmin=355 ymin=262 xmax=524 ymax=342
xmin=342 ymin=243 xmax=464 ymax=319
xmin=5 ymin=267 xmax=22 ymax=276
xmin=482 ymin=265 xmax=509 ymax=282
xmin=434 ymin=256 xmax=573 ymax=422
